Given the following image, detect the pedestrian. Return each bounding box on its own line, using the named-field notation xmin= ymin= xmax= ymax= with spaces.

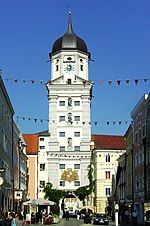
xmin=6 ymin=212 xmax=14 ymax=226
xmin=125 ymin=209 xmax=129 ymax=223
xmin=12 ymin=213 xmax=25 ymax=226
xmin=65 ymin=211 xmax=69 ymax=221
xmin=132 ymin=210 xmax=138 ymax=226
xmin=77 ymin=211 xmax=80 ymax=220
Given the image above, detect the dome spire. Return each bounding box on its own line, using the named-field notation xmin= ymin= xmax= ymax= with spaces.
xmin=50 ymin=7 xmax=90 ymax=58
xmin=67 ymin=5 xmax=73 ymax=33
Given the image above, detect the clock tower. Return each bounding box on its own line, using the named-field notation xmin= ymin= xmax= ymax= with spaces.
xmin=46 ymin=12 xmax=92 ymax=191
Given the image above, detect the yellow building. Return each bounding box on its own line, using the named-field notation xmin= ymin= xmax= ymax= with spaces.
xmin=91 ymin=134 xmax=126 ymax=213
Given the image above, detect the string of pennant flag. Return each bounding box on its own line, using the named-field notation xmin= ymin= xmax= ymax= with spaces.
xmin=16 ymin=116 xmax=133 ymax=126
xmin=2 ymin=77 xmax=150 ymax=86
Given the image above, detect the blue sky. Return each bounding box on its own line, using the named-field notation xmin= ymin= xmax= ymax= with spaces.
xmin=0 ymin=0 xmax=150 ymax=135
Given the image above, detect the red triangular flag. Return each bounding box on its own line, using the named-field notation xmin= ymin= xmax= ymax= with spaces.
xmin=99 ymin=80 xmax=104 ymax=84
xmin=117 ymin=80 xmax=121 ymax=85
xmin=31 ymin=80 xmax=35 ymax=84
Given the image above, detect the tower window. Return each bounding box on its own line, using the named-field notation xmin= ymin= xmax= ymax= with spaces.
xmin=74 ymin=116 xmax=80 ymax=121
xmin=67 ymin=79 xmax=71 ymax=84
xmin=59 ymin=132 xmax=65 ymax=137
xmin=74 ymin=132 xmax=80 ymax=137
xmin=67 ymin=57 xmax=72 ymax=61
xmin=74 ymin=101 xmax=80 ymax=106
xmin=80 ymin=65 xmax=83 ymax=71
xmin=60 ymin=146 xmax=65 ymax=151
xmin=59 ymin=116 xmax=65 ymax=121
xmin=74 ymin=164 xmax=80 ymax=169
xmin=74 ymin=146 xmax=80 ymax=151
xmin=74 ymin=181 xmax=80 ymax=186
xmin=59 ymin=101 xmax=65 ymax=106
xmin=59 ymin=164 xmax=65 ymax=169
xmin=56 ymin=65 xmax=59 ymax=71
xmin=60 ymin=181 xmax=65 ymax=186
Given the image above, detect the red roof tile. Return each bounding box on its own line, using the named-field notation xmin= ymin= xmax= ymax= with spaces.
xmin=91 ymin=134 xmax=126 ymax=150
xmin=23 ymin=134 xmax=39 ymax=155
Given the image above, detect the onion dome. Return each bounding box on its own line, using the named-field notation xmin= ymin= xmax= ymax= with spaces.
xmin=49 ymin=12 xmax=90 ymax=59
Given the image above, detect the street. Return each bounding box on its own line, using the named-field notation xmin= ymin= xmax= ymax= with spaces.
xmin=25 ymin=219 xmax=117 ymax=226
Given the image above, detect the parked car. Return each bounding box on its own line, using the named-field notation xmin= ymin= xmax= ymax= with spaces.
xmin=93 ymin=213 xmax=109 ymax=225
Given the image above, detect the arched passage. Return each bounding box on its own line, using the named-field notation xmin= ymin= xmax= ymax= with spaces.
xmin=61 ymin=193 xmax=79 ymax=217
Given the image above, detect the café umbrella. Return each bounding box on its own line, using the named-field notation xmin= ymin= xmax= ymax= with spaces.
xmin=23 ymin=198 xmax=55 ymax=206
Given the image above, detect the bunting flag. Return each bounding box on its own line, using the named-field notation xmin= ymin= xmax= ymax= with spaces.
xmin=1 ymin=76 xmax=150 ymax=86
xmin=16 ymin=116 xmax=49 ymax=123
xmin=16 ymin=115 xmax=135 ymax=126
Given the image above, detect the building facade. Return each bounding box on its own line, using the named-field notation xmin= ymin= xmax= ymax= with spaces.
xmin=23 ymin=134 xmax=39 ymax=200
xmin=143 ymin=94 xmax=150 ymax=221
xmin=0 ymin=75 xmax=14 ymax=214
xmin=46 ymin=12 xmax=92 ymax=192
xmin=124 ymin=125 xmax=134 ymax=210
xmin=91 ymin=134 xmax=126 ymax=213
xmin=131 ymin=93 xmax=149 ymax=224
xmin=13 ymin=122 xmax=28 ymax=212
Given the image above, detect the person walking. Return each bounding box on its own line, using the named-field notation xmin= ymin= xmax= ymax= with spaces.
xmin=132 ymin=210 xmax=138 ymax=226
xmin=6 ymin=212 xmax=14 ymax=226
xmin=77 ymin=211 xmax=80 ymax=220
xmin=11 ymin=213 xmax=25 ymax=226
xmin=65 ymin=211 xmax=69 ymax=221
xmin=125 ymin=209 xmax=129 ymax=223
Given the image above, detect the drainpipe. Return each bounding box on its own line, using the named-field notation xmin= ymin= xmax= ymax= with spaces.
xmin=131 ymin=147 xmax=134 ymax=211
xmin=142 ymin=137 xmax=146 ymax=202
xmin=12 ymin=116 xmax=15 ymax=211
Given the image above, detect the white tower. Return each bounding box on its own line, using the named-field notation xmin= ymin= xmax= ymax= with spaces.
xmin=46 ymin=12 xmax=93 ymax=191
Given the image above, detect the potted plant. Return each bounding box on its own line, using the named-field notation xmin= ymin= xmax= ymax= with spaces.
xmin=52 ymin=214 xmax=60 ymax=224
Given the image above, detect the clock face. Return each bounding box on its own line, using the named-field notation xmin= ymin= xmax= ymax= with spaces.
xmin=64 ymin=63 xmax=75 ymax=73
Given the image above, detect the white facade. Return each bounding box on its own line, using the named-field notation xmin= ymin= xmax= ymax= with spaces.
xmin=38 ymin=14 xmax=92 ymax=195
xmin=38 ymin=134 xmax=49 ymax=198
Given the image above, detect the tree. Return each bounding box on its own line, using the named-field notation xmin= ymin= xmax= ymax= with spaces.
xmin=74 ymin=185 xmax=90 ymax=205
xmin=74 ymin=163 xmax=94 ymax=205
xmin=43 ymin=182 xmax=66 ymax=207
